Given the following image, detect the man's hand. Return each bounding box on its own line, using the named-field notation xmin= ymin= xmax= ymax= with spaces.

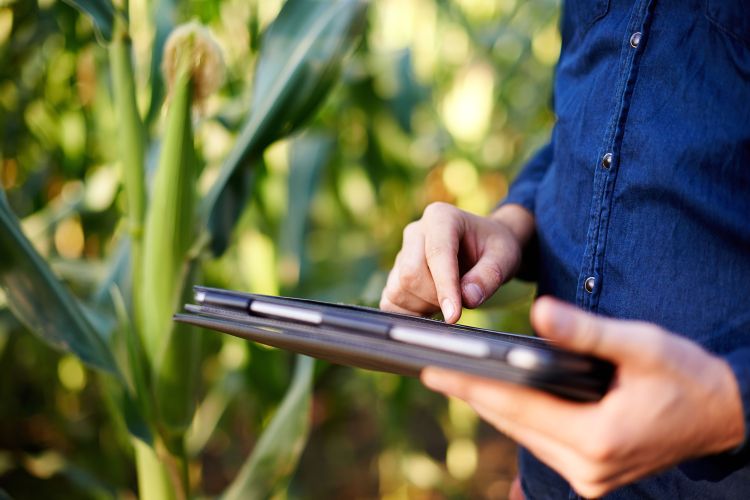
xmin=380 ymin=202 xmax=534 ymax=323
xmin=422 ymin=297 xmax=746 ymax=497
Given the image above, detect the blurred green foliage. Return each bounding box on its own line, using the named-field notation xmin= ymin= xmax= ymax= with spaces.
xmin=0 ymin=0 xmax=559 ymax=497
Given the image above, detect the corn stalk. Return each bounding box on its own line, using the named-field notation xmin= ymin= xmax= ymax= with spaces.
xmin=0 ymin=0 xmax=369 ymax=498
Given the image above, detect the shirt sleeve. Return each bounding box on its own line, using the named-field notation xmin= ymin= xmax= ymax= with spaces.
xmin=498 ymin=139 xmax=554 ymax=214
xmin=493 ymin=141 xmax=553 ymax=282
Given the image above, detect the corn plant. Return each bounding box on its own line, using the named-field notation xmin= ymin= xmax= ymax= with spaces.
xmin=0 ymin=0 xmax=367 ymax=497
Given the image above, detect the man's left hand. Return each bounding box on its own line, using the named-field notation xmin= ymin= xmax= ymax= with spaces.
xmin=421 ymin=297 xmax=746 ymax=497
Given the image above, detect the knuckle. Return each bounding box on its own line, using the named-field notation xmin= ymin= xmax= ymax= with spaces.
xmin=402 ymin=222 xmax=419 ymax=239
xmin=379 ymin=296 xmax=390 ymax=310
xmin=383 ymin=285 xmax=405 ymax=306
xmin=583 ymin=433 xmax=618 ymax=463
xmin=397 ymin=264 xmax=422 ymax=290
xmin=379 ymin=292 xmax=397 ymax=311
xmin=483 ymin=260 xmax=505 ymax=287
xmin=578 ymin=317 xmax=603 ymax=353
xmin=424 ymin=201 xmax=451 ymax=217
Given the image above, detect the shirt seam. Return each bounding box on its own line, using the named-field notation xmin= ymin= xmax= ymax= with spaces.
xmin=577 ymin=0 xmax=654 ymax=311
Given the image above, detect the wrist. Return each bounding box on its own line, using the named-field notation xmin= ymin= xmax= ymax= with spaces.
xmin=489 ymin=203 xmax=535 ymax=247
xmin=705 ymin=356 xmax=746 ymax=455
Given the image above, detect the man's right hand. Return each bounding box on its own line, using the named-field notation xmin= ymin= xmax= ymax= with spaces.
xmin=379 ymin=202 xmax=534 ymax=323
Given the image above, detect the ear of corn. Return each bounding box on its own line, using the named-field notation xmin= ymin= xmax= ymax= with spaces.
xmin=5 ymin=1 xmax=369 ymax=497
xmin=140 ymin=21 xmax=231 ymax=459
xmin=154 ymin=262 xmax=201 ymax=447
xmin=139 ymin=61 xmax=197 ymax=366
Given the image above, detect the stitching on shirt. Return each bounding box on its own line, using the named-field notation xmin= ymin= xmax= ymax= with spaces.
xmin=578 ymin=0 xmax=654 ymax=312
xmin=594 ymin=1 xmax=657 ymax=314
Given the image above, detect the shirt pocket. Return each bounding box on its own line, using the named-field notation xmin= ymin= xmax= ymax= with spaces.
xmin=706 ymin=0 xmax=750 ymax=46
xmin=562 ymin=0 xmax=610 ymax=34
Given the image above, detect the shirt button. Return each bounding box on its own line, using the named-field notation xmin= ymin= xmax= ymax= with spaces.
xmin=601 ymin=153 xmax=613 ymax=169
xmin=630 ymin=32 xmax=642 ymax=48
xmin=584 ymin=276 xmax=596 ymax=293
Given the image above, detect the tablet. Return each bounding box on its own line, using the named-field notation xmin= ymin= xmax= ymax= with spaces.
xmin=174 ymin=286 xmax=614 ymax=402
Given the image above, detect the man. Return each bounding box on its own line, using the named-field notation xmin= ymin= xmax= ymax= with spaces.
xmin=380 ymin=0 xmax=750 ymax=497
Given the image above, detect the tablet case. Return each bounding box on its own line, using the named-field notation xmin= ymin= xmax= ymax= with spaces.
xmin=174 ymin=286 xmax=614 ymax=402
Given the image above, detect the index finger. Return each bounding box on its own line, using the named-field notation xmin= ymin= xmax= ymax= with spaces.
xmin=422 ymin=211 xmax=462 ymax=323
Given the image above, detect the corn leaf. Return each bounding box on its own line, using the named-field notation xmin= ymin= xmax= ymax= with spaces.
xmin=62 ymin=0 xmax=116 ymax=43
xmin=145 ymin=0 xmax=177 ymax=126
xmin=0 ymin=189 xmax=120 ymax=375
xmin=186 ymin=371 xmax=244 ymax=457
xmin=133 ymin=439 xmax=176 ymax=500
xmin=280 ymin=133 xmax=334 ymax=288
xmin=109 ymin=285 xmax=152 ymax=433
xmin=203 ymin=0 xmax=368 ymax=256
xmin=109 ymin=33 xmax=146 ymax=243
xmin=221 ymin=355 xmax=315 ymax=500
xmin=100 ymin=368 xmax=153 ymax=446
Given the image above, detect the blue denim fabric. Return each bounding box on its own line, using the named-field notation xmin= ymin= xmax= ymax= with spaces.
xmin=501 ymin=0 xmax=750 ymax=497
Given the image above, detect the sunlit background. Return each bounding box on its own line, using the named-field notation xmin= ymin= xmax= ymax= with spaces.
xmin=0 ymin=0 xmax=560 ymax=497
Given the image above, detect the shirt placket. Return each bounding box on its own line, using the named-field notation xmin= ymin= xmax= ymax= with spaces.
xmin=576 ymin=0 xmax=656 ymax=312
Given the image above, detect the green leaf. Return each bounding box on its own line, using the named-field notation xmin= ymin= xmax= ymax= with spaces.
xmin=62 ymin=0 xmax=116 ymax=43
xmin=0 ymin=190 xmax=120 ymax=375
xmin=145 ymin=0 xmax=177 ymax=126
xmin=186 ymin=371 xmax=244 ymax=457
xmin=109 ymin=34 xmax=146 ymax=242
xmin=109 ymin=285 xmax=152 ymax=431
xmin=100 ymin=369 xmax=153 ymax=446
xmin=221 ymin=355 xmax=315 ymax=500
xmin=203 ymin=0 xmax=368 ymax=255
xmin=133 ymin=439 xmax=176 ymax=500
xmin=280 ymin=133 xmax=334 ymax=289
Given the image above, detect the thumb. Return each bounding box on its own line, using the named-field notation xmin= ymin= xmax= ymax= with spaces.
xmin=530 ymin=296 xmax=644 ymax=362
xmin=460 ymin=254 xmax=507 ymax=308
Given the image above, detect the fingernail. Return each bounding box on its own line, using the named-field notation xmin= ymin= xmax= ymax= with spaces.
xmin=441 ymin=299 xmax=455 ymax=321
xmin=463 ymin=282 xmax=484 ymax=306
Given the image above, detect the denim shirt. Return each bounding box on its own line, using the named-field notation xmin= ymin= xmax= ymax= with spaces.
xmin=501 ymin=0 xmax=750 ymax=497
